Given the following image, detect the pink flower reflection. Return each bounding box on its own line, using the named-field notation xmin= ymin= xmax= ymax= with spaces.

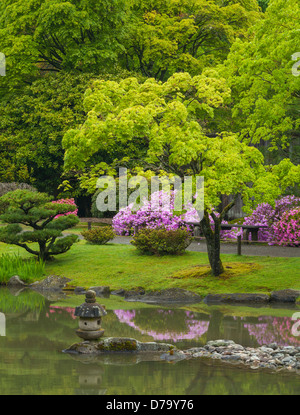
xmin=244 ymin=316 xmax=300 ymax=346
xmin=114 ymin=309 xmax=209 ymax=342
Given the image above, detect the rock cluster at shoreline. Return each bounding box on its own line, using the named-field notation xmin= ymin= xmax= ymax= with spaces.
xmin=182 ymin=340 xmax=300 ymax=373
xmin=64 ymin=338 xmax=300 ymax=375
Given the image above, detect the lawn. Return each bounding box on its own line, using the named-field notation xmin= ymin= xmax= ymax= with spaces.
xmin=0 ymin=239 xmax=299 ymax=296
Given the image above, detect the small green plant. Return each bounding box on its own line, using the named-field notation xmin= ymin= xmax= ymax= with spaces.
xmin=81 ymin=226 xmax=115 ymax=245
xmin=0 ymin=254 xmax=45 ymax=284
xmin=131 ymin=227 xmax=193 ymax=255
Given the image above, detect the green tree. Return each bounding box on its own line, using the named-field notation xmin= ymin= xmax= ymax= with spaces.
xmin=0 ymin=190 xmax=79 ymax=261
xmin=0 ymin=72 xmax=115 ymax=196
xmin=121 ymin=0 xmax=261 ymax=81
xmin=223 ymin=0 xmax=300 ymax=163
xmin=0 ymin=0 xmax=128 ymax=92
xmin=63 ymin=73 xmax=299 ymax=275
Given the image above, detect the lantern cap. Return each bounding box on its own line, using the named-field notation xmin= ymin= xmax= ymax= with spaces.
xmin=74 ymin=290 xmax=107 ymax=318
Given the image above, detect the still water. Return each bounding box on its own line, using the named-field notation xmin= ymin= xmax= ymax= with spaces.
xmin=0 ymin=287 xmax=300 ymax=395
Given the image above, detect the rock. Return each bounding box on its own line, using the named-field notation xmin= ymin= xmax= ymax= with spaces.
xmin=89 ymin=286 xmax=110 ymax=296
xmin=125 ymin=288 xmax=202 ymax=305
xmin=207 ymin=340 xmax=236 ymax=347
xmin=160 ymin=351 xmax=186 ymax=362
xmin=221 ymin=355 xmax=242 ymax=362
xmin=30 ymin=275 xmax=71 ymax=291
xmin=123 ymin=287 xmax=146 ymax=298
xmin=7 ymin=275 xmax=27 ymax=287
xmin=111 ymin=289 xmax=126 ymax=296
xmin=259 ymin=346 xmax=274 ymax=354
xmin=63 ymin=337 xmax=300 ymax=374
xmin=270 ymin=289 xmax=300 ymax=303
xmin=267 ymin=343 xmax=278 ymax=350
xmin=137 ymin=341 xmax=176 ymax=352
xmin=204 ymin=293 xmax=270 ymax=304
xmin=74 ymin=286 xmax=86 ymax=294
xmin=64 ymin=337 xmax=176 ymax=354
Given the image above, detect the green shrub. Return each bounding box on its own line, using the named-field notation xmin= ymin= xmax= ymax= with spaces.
xmin=0 ymin=254 xmax=45 ymax=284
xmin=81 ymin=226 xmax=115 ymax=245
xmin=131 ymin=227 xmax=193 ymax=255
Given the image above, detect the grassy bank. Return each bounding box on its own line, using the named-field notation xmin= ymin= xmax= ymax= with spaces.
xmin=0 ymin=240 xmax=299 ymax=296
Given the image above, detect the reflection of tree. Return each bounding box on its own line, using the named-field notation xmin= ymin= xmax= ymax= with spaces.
xmin=206 ymin=310 xmax=223 ymax=341
xmin=114 ymin=309 xmax=209 ymax=342
xmin=0 ymin=288 xmax=45 ymax=314
xmin=244 ymin=316 xmax=300 ymax=347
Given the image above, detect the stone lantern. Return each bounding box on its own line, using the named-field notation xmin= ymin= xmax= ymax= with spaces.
xmin=74 ymin=290 xmax=107 ymax=340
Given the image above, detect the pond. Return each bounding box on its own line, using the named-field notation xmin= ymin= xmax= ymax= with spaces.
xmin=0 ymin=287 xmax=300 ymax=395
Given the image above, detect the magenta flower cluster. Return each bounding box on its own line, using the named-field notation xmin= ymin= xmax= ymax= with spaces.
xmin=112 ymin=191 xmax=300 ymax=246
xmin=271 ymin=207 xmax=300 ymax=246
xmin=52 ymin=198 xmax=78 ymax=218
xmin=112 ymin=191 xmax=190 ymax=236
xmin=243 ymin=195 xmax=300 ymax=245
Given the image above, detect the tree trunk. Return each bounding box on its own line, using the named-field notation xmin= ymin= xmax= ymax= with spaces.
xmin=200 ymin=211 xmax=224 ymax=276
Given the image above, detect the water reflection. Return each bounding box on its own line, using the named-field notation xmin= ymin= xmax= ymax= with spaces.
xmin=0 ymin=288 xmax=300 ymax=395
xmin=113 ymin=309 xmax=300 ymax=348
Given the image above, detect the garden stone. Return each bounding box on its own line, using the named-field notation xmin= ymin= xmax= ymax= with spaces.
xmin=207 ymin=340 xmax=235 ymax=347
xmin=30 ymin=275 xmax=71 ymax=291
xmin=281 ymin=346 xmax=298 ymax=355
xmin=74 ymin=287 xmax=86 ymax=294
xmin=123 ymin=287 xmax=146 ymax=299
xmin=63 ymin=337 xmax=300 ymax=375
xmin=160 ymin=351 xmax=186 ymax=362
xmin=259 ymin=346 xmax=274 ymax=354
xmin=270 ymin=289 xmax=300 ymax=303
xmin=204 ymin=293 xmax=270 ymax=304
xmin=125 ymin=288 xmax=202 ymax=305
xmin=7 ymin=275 xmax=27 ymax=287
xmin=267 ymin=343 xmax=278 ymax=350
xmin=111 ymin=289 xmax=126 ymax=296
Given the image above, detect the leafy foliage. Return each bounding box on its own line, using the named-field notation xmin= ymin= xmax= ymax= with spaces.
xmin=0 ymin=0 xmax=128 ymax=91
xmin=223 ymin=0 xmax=300 ymax=162
xmin=122 ymin=0 xmax=261 ymax=81
xmin=0 ymin=254 xmax=45 ymax=284
xmin=0 ymin=190 xmax=79 ymax=261
xmin=81 ymin=226 xmax=115 ymax=245
xmin=0 ymin=182 xmax=36 ymax=197
xmin=0 ymin=73 xmax=95 ymax=194
xmin=131 ymin=227 xmax=193 ymax=255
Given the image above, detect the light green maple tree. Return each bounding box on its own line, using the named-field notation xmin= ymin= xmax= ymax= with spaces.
xmin=122 ymin=0 xmax=261 ymax=81
xmin=63 ymin=72 xmax=299 ymax=275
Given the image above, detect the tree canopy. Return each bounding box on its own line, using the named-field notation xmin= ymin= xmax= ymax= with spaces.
xmin=223 ymin=0 xmax=300 ymax=163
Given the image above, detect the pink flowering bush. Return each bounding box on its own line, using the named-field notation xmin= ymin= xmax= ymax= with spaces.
xmin=113 ymin=191 xmax=300 ymax=246
xmin=52 ymin=198 xmax=78 ymax=218
xmin=112 ymin=191 xmax=189 ymax=236
xmin=243 ymin=195 xmax=300 ymax=244
xmin=271 ymin=207 xmax=300 ymax=246
xmin=113 ymin=190 xmax=242 ymax=239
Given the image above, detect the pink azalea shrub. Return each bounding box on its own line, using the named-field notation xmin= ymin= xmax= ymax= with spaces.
xmin=112 ymin=190 xmax=241 ymax=238
xmin=112 ymin=191 xmax=190 ymax=236
xmin=243 ymin=195 xmax=300 ymax=244
xmin=271 ymin=207 xmax=300 ymax=246
xmin=52 ymin=198 xmax=78 ymax=218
